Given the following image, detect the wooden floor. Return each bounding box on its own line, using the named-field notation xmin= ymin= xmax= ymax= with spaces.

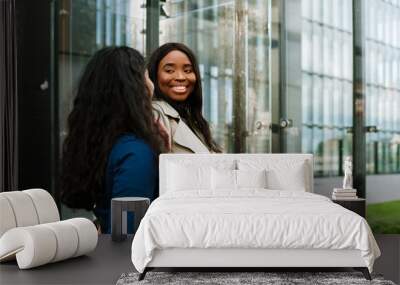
xmin=374 ymin=234 xmax=400 ymax=284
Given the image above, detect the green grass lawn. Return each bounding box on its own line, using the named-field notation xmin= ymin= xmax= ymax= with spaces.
xmin=367 ymin=200 xmax=400 ymax=234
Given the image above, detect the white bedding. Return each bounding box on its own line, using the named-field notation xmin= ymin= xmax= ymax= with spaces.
xmin=131 ymin=190 xmax=380 ymax=273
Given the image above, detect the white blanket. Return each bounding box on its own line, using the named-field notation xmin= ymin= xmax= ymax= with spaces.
xmin=131 ymin=190 xmax=380 ymax=273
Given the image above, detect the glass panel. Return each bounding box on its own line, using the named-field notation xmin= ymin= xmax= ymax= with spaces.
xmin=365 ymin=0 xmax=400 ymax=176
xmin=365 ymin=0 xmax=400 ymax=234
xmin=283 ymin=0 xmax=353 ymax=176
xmin=159 ymin=0 xmax=271 ymax=153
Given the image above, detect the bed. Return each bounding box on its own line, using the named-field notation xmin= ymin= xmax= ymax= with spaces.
xmin=131 ymin=154 xmax=380 ymax=280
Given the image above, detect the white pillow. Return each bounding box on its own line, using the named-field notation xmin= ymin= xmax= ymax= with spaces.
xmin=236 ymin=169 xmax=268 ymax=189
xmin=211 ymin=168 xmax=236 ymax=190
xmin=266 ymin=166 xmax=306 ymax=191
xmin=211 ymin=169 xmax=268 ymax=190
xmin=166 ymin=158 xmax=236 ymax=170
xmin=238 ymin=159 xmax=308 ymax=191
xmin=167 ymin=162 xmax=211 ymax=191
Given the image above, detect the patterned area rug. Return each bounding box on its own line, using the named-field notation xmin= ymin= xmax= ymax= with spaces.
xmin=116 ymin=272 xmax=396 ymax=285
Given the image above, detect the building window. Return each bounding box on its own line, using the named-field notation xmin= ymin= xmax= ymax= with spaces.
xmin=301 ymin=0 xmax=353 ymax=176
xmin=365 ymin=0 xmax=400 ymax=174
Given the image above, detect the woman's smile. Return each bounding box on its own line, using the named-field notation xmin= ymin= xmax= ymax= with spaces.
xmin=170 ymin=85 xmax=188 ymax=93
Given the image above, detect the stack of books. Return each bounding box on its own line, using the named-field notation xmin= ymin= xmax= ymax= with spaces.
xmin=332 ymin=188 xmax=358 ymax=200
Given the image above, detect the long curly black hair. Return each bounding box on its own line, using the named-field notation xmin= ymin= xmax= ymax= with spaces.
xmin=147 ymin=42 xmax=221 ymax=153
xmin=60 ymin=46 xmax=162 ymax=210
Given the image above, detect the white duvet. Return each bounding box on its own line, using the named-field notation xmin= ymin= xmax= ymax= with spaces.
xmin=131 ymin=190 xmax=380 ymax=273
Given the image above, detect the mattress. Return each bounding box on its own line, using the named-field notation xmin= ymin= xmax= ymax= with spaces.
xmin=131 ymin=190 xmax=380 ymax=273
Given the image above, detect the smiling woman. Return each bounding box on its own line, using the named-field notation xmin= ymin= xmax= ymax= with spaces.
xmin=147 ymin=42 xmax=221 ymax=154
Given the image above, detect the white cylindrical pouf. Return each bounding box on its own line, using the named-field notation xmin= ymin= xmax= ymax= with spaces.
xmin=0 ymin=196 xmax=17 ymax=237
xmin=1 ymin=192 xmax=39 ymax=227
xmin=42 ymin=221 xmax=79 ymax=262
xmin=66 ymin=218 xmax=98 ymax=257
xmin=23 ymin=189 xmax=60 ymax=223
xmin=0 ymin=226 xmax=57 ymax=269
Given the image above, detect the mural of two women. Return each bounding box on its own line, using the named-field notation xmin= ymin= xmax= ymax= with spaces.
xmin=60 ymin=43 xmax=220 ymax=233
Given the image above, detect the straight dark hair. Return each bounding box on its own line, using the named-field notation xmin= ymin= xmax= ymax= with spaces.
xmin=147 ymin=42 xmax=221 ymax=153
xmin=61 ymin=46 xmax=162 ymax=210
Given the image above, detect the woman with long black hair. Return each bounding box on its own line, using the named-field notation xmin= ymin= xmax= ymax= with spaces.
xmin=60 ymin=47 xmax=165 ymax=233
xmin=147 ymin=42 xmax=221 ymax=153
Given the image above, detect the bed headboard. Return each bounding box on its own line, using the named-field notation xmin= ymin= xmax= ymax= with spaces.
xmin=159 ymin=154 xmax=314 ymax=196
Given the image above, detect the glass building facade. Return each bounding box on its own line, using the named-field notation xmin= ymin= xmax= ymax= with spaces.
xmin=54 ymin=0 xmax=400 ymax=176
xmin=53 ymin=1 xmax=399 ymax=234
xmin=301 ymin=0 xmax=353 ymax=177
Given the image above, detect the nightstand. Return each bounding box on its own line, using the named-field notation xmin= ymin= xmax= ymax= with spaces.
xmin=111 ymin=197 xmax=150 ymax=241
xmin=332 ymin=198 xmax=366 ymax=217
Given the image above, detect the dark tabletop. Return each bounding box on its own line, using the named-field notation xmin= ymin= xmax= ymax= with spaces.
xmin=0 ymin=235 xmax=134 ymax=285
